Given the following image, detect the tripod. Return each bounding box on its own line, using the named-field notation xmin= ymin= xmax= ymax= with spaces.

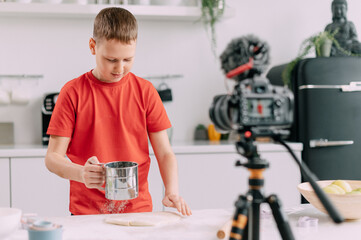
xmin=229 ymin=128 xmax=344 ymax=240
xmin=229 ymin=130 xmax=294 ymax=240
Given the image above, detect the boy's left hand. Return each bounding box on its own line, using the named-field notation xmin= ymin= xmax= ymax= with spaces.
xmin=162 ymin=194 xmax=192 ymax=216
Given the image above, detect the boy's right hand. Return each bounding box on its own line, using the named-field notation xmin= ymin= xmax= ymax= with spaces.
xmin=81 ymin=156 xmax=105 ymax=190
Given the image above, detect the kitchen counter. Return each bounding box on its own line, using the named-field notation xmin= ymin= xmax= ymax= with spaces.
xmin=0 ymin=140 xmax=303 ymax=216
xmin=8 ymin=204 xmax=360 ymax=240
xmin=0 ymin=140 xmax=303 ymax=157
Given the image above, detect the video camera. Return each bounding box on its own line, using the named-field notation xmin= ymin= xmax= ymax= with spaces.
xmin=209 ymin=35 xmax=294 ymax=136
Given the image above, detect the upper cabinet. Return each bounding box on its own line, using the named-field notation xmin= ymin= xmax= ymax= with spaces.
xmin=0 ymin=2 xmax=202 ymax=21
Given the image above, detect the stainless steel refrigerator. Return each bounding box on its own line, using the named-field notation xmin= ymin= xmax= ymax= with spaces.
xmin=289 ymin=57 xmax=361 ymax=181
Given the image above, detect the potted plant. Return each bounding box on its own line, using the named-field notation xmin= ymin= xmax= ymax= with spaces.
xmin=200 ymin=0 xmax=225 ymax=56
xmin=282 ymin=30 xmax=339 ymax=87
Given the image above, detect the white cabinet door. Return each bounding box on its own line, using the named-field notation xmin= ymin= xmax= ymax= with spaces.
xmin=176 ymin=153 xmax=245 ymax=210
xmin=0 ymin=157 xmax=10 ymax=207
xmin=176 ymin=151 xmax=301 ymax=210
xmin=148 ymin=155 xmax=164 ymax=211
xmin=11 ymin=157 xmax=70 ymax=217
xmin=261 ymin=150 xmax=301 ymax=209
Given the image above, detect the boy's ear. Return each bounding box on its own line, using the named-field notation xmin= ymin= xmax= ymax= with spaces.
xmin=89 ymin=38 xmax=96 ymax=55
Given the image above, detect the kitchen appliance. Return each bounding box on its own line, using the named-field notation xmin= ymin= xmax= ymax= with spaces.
xmin=102 ymin=161 xmax=138 ymax=200
xmin=268 ymin=57 xmax=361 ymax=185
xmin=291 ymin=57 xmax=361 ymax=182
xmin=42 ymin=93 xmax=59 ymax=145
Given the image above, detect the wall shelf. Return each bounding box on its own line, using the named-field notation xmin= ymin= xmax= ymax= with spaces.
xmin=0 ymin=2 xmax=203 ymax=21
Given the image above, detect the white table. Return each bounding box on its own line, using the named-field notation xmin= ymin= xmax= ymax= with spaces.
xmin=9 ymin=204 xmax=360 ymax=240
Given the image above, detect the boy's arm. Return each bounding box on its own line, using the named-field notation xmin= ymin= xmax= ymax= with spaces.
xmin=45 ymin=135 xmax=104 ymax=189
xmin=148 ymin=129 xmax=192 ymax=216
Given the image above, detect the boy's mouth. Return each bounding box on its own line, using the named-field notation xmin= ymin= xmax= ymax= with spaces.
xmin=111 ymin=73 xmax=122 ymax=78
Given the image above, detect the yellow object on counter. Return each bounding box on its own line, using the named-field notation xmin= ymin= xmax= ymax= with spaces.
xmin=208 ymin=124 xmax=221 ymax=141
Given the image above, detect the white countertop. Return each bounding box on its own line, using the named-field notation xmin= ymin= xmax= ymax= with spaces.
xmin=8 ymin=204 xmax=359 ymax=240
xmin=0 ymin=141 xmax=303 ymax=158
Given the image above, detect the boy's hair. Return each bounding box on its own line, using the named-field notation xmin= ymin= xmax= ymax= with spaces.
xmin=93 ymin=7 xmax=138 ymax=43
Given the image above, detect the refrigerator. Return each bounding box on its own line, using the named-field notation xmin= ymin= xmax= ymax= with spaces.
xmin=289 ymin=57 xmax=361 ymax=181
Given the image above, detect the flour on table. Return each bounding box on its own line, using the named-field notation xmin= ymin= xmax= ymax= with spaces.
xmin=99 ymin=200 xmax=129 ymax=214
xmin=104 ymin=211 xmax=182 ymax=227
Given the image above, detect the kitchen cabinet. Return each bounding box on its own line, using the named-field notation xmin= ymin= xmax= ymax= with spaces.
xmin=0 ymin=157 xmax=10 ymax=207
xmin=10 ymin=157 xmax=70 ymax=217
xmin=8 ymin=155 xmax=163 ymax=216
xmin=148 ymin=155 xmax=164 ymax=211
xmin=176 ymin=147 xmax=301 ymax=210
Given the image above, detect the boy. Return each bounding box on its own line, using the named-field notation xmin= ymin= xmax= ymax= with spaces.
xmin=45 ymin=7 xmax=191 ymax=216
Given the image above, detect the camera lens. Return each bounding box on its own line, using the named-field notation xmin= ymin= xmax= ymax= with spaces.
xmin=209 ymin=95 xmax=235 ymax=132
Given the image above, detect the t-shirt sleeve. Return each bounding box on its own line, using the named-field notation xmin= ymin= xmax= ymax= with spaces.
xmin=46 ymin=86 xmax=76 ymax=138
xmin=146 ymin=85 xmax=171 ymax=132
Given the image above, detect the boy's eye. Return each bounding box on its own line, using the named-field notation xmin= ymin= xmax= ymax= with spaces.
xmin=107 ymin=59 xmax=117 ymax=62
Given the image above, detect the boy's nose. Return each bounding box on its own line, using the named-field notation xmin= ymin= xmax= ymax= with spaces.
xmin=114 ymin=62 xmax=124 ymax=73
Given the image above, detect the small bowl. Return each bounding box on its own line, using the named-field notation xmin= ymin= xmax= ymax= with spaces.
xmin=298 ymin=180 xmax=361 ymax=220
xmin=28 ymin=226 xmax=63 ymax=240
xmin=0 ymin=208 xmax=22 ymax=239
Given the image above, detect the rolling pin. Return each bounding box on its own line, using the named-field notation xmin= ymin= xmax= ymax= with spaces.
xmin=217 ymin=219 xmax=232 ymax=239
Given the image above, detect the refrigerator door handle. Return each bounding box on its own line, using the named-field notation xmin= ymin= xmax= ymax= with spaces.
xmin=299 ymin=82 xmax=361 ymax=92
xmin=341 ymin=82 xmax=361 ymax=92
xmin=309 ymin=139 xmax=354 ymax=148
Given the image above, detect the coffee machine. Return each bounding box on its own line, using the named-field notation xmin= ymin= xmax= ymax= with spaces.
xmin=42 ymin=93 xmax=59 ymax=145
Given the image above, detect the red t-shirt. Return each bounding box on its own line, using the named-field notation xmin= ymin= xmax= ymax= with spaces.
xmin=47 ymin=70 xmax=171 ymax=215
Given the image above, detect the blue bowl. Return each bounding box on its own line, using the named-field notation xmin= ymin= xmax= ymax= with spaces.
xmin=28 ymin=224 xmax=62 ymax=240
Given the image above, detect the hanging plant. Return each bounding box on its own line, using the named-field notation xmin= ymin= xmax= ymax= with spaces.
xmin=200 ymin=0 xmax=225 ymax=56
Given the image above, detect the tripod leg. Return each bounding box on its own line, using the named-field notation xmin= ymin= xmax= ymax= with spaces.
xmin=230 ymin=195 xmax=251 ymax=240
xmin=249 ymin=201 xmax=261 ymax=240
xmin=266 ymin=194 xmax=295 ymax=240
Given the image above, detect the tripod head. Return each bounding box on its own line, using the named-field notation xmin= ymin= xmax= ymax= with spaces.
xmin=234 ymin=127 xmax=289 ymax=166
xmin=235 ymin=129 xmax=269 ymax=170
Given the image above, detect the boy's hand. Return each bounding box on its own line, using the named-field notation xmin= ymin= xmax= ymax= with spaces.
xmin=81 ymin=156 xmax=105 ymax=190
xmin=162 ymin=194 xmax=192 ymax=216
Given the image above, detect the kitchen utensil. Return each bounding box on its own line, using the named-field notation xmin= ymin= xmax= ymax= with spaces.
xmin=0 ymin=88 xmax=10 ymax=105
xmin=28 ymin=220 xmax=63 ymax=240
xmin=157 ymin=82 xmax=173 ymax=102
xmin=62 ymin=0 xmax=87 ymax=3
xmin=13 ymin=0 xmax=32 ymax=3
xmin=150 ymin=0 xmax=182 ymax=5
xmin=0 ymin=122 xmax=14 ymax=145
xmin=129 ymin=0 xmax=150 ymax=4
xmin=0 ymin=208 xmax=22 ymax=239
xmin=102 ymin=161 xmax=139 ymax=200
xmin=216 ymin=219 xmax=231 ymax=239
xmin=97 ymin=0 xmax=109 ymax=4
xmin=298 ymin=180 xmax=361 ymax=220
xmin=11 ymin=87 xmax=31 ymax=105
xmin=32 ymin=0 xmax=62 ymax=3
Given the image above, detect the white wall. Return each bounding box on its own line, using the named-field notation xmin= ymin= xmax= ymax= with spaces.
xmin=1 ymin=0 xmax=361 ymax=144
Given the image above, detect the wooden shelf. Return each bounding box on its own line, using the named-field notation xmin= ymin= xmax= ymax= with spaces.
xmin=0 ymin=2 xmax=203 ymax=21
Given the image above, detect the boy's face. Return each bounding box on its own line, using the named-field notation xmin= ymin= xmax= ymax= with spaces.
xmin=89 ymin=38 xmax=136 ymax=83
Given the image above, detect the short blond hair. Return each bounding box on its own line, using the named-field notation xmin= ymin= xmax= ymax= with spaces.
xmin=93 ymin=7 xmax=138 ymax=43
